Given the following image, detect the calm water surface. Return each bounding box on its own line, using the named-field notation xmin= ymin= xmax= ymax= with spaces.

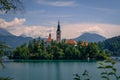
xmin=0 ymin=60 xmax=120 ymax=80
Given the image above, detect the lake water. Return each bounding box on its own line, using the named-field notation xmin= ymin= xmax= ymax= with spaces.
xmin=0 ymin=60 xmax=120 ymax=80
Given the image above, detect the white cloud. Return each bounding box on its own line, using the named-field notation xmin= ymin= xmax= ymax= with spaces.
xmin=0 ymin=18 xmax=120 ymax=39
xmin=79 ymin=4 xmax=119 ymax=14
xmin=37 ymin=0 xmax=76 ymax=7
xmin=10 ymin=26 xmax=55 ymax=38
xmin=0 ymin=18 xmax=25 ymax=29
xmin=62 ymin=23 xmax=120 ymax=39
xmin=0 ymin=18 xmax=55 ymax=38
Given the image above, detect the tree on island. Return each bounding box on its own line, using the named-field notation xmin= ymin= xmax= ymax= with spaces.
xmin=11 ymin=38 xmax=108 ymax=60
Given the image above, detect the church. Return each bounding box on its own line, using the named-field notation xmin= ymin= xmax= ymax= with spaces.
xmin=46 ymin=21 xmax=61 ymax=43
xmin=56 ymin=20 xmax=61 ymax=43
xmin=46 ymin=21 xmax=77 ymax=45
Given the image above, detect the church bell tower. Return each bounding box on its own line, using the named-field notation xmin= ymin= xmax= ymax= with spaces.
xmin=56 ymin=21 xmax=61 ymax=42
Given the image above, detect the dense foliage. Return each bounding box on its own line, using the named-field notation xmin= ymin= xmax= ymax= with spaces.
xmin=11 ymin=38 xmax=107 ymax=60
xmin=0 ymin=41 xmax=13 ymax=80
xmin=0 ymin=41 xmax=8 ymax=67
xmin=98 ymin=36 xmax=120 ymax=56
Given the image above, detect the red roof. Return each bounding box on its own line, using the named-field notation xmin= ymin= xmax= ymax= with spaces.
xmin=66 ymin=39 xmax=77 ymax=45
xmin=46 ymin=34 xmax=52 ymax=42
xmin=46 ymin=37 xmax=52 ymax=42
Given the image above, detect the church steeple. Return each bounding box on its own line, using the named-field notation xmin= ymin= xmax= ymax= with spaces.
xmin=49 ymin=33 xmax=51 ymax=38
xmin=56 ymin=20 xmax=61 ymax=42
xmin=57 ymin=20 xmax=60 ymax=31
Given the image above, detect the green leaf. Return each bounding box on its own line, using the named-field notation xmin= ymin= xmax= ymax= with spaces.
xmin=101 ymin=72 xmax=107 ymax=75
xmin=98 ymin=66 xmax=104 ymax=69
xmin=73 ymin=74 xmax=80 ymax=80
xmin=105 ymin=65 xmax=112 ymax=68
xmin=112 ymin=68 xmax=117 ymax=72
xmin=108 ymin=72 xmax=115 ymax=75
xmin=99 ymin=62 xmax=104 ymax=65
xmin=82 ymin=70 xmax=88 ymax=76
xmin=0 ymin=77 xmax=13 ymax=80
xmin=111 ymin=61 xmax=116 ymax=65
xmin=74 ymin=77 xmax=80 ymax=80
xmin=105 ymin=60 xmax=111 ymax=63
xmin=117 ymin=76 xmax=120 ymax=79
xmin=101 ymin=76 xmax=110 ymax=80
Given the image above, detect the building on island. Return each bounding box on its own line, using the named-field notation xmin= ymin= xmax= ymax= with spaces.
xmin=46 ymin=21 xmax=88 ymax=47
xmin=46 ymin=21 xmax=61 ymax=45
xmin=66 ymin=39 xmax=77 ymax=46
xmin=46 ymin=33 xmax=52 ymax=46
xmin=56 ymin=21 xmax=61 ymax=43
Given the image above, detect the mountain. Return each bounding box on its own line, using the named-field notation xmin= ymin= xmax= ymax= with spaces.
xmin=0 ymin=28 xmax=33 ymax=48
xmin=74 ymin=32 xmax=106 ymax=42
xmin=98 ymin=36 xmax=120 ymax=56
xmin=0 ymin=28 xmax=13 ymax=36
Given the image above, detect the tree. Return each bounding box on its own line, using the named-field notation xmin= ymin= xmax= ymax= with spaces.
xmin=72 ymin=47 xmax=81 ymax=59
xmin=0 ymin=41 xmax=9 ymax=67
xmin=20 ymin=43 xmax=29 ymax=59
xmin=13 ymin=43 xmax=29 ymax=59
xmin=12 ymin=38 xmax=107 ymax=60
xmin=64 ymin=46 xmax=73 ymax=59
xmin=0 ymin=41 xmax=13 ymax=80
xmin=0 ymin=0 xmax=23 ymax=13
xmin=98 ymin=36 xmax=120 ymax=56
xmin=87 ymin=43 xmax=99 ymax=59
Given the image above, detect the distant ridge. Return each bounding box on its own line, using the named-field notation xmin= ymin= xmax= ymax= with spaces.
xmin=0 ymin=28 xmax=13 ymax=36
xmin=74 ymin=32 xmax=106 ymax=42
xmin=0 ymin=28 xmax=33 ymax=48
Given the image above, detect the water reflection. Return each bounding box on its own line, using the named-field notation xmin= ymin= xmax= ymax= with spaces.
xmin=1 ymin=60 xmax=120 ymax=80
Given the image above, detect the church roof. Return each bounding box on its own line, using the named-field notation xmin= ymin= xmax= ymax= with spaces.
xmin=57 ymin=20 xmax=61 ymax=31
xmin=46 ymin=34 xmax=52 ymax=42
xmin=46 ymin=37 xmax=52 ymax=42
xmin=66 ymin=39 xmax=77 ymax=45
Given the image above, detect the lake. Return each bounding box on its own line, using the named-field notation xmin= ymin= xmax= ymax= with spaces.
xmin=0 ymin=60 xmax=120 ymax=80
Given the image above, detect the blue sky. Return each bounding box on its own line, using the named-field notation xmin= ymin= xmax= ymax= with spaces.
xmin=0 ymin=0 xmax=120 ymax=39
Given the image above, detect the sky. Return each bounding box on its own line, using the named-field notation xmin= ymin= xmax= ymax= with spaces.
xmin=0 ymin=0 xmax=120 ymax=39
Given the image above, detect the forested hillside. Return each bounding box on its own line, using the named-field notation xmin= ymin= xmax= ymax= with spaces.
xmin=98 ymin=36 xmax=120 ymax=56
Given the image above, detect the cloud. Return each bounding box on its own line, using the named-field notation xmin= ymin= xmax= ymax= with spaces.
xmin=78 ymin=4 xmax=119 ymax=14
xmin=0 ymin=18 xmax=25 ymax=29
xmin=37 ymin=0 xmax=76 ymax=7
xmin=0 ymin=18 xmax=55 ymax=38
xmin=0 ymin=18 xmax=120 ymax=39
xmin=27 ymin=10 xmax=46 ymax=15
xmin=62 ymin=23 xmax=120 ymax=39
xmin=10 ymin=26 xmax=55 ymax=38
